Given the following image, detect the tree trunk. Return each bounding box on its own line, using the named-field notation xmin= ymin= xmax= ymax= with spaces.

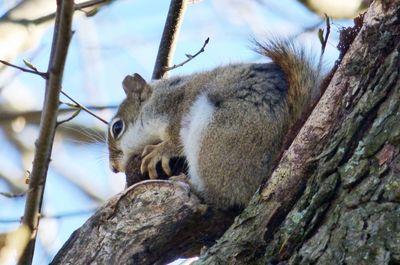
xmin=51 ymin=1 xmax=400 ymax=264
xmin=196 ymin=1 xmax=400 ymax=264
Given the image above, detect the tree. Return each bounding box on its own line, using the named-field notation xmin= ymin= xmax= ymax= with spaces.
xmin=1 ymin=0 xmax=398 ymax=264
xmin=49 ymin=0 xmax=400 ymax=264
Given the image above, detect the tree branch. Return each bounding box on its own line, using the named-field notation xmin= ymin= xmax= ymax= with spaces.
xmin=60 ymin=91 xmax=109 ymax=124
xmin=0 ymin=59 xmax=48 ymax=78
xmin=56 ymin=108 xmax=81 ymax=126
xmin=163 ymin=37 xmax=210 ymax=73
xmin=0 ymin=104 xmax=117 ymax=125
xmin=50 ymin=180 xmax=235 ymax=265
xmin=0 ymin=190 xmax=27 ymax=199
xmin=152 ymin=0 xmax=188 ymax=80
xmin=318 ymin=14 xmax=331 ymax=56
xmin=0 ymin=58 xmax=110 ymax=124
xmin=18 ymin=1 xmax=75 ymax=264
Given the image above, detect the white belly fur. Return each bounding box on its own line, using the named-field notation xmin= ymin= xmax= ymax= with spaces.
xmin=180 ymin=94 xmax=215 ymax=192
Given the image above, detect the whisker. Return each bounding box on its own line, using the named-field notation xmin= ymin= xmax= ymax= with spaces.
xmin=79 ymin=126 xmax=106 ymax=143
xmin=59 ymin=124 xmax=106 ymax=145
xmin=93 ymin=153 xmax=110 ymax=166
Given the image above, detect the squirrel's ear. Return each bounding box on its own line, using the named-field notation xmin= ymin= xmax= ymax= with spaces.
xmin=122 ymin=73 xmax=152 ymax=101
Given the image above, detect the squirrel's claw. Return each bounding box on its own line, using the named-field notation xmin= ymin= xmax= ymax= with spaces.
xmin=140 ymin=142 xmax=174 ymax=179
xmin=148 ymin=160 xmax=158 ymax=179
xmin=142 ymin=144 xmax=156 ymax=158
xmin=140 ymin=156 xmax=158 ymax=179
xmin=161 ymin=157 xmax=172 ymax=176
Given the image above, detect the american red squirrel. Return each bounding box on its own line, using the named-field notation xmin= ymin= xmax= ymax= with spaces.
xmin=107 ymin=40 xmax=321 ymax=209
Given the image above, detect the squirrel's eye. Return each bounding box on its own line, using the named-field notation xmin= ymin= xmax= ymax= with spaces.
xmin=111 ymin=119 xmax=125 ymax=139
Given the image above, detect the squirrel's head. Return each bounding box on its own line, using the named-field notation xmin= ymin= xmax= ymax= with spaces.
xmin=107 ymin=73 xmax=152 ymax=173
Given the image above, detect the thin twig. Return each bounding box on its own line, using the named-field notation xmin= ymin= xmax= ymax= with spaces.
xmin=0 ymin=176 xmax=33 ymax=199
xmin=0 ymin=190 xmax=27 ymax=198
xmin=56 ymin=108 xmax=81 ymax=126
xmin=0 ymin=59 xmax=109 ymax=124
xmin=152 ymin=0 xmax=188 ymax=79
xmin=321 ymin=14 xmax=331 ymax=55
xmin=0 ymin=59 xmax=48 ymax=78
xmin=18 ymin=1 xmax=75 ymax=264
xmin=163 ymin=37 xmax=209 ymax=72
xmin=317 ymin=14 xmax=331 ymax=72
xmin=60 ymin=91 xmax=109 ymax=124
xmin=0 ymin=105 xmax=117 ymax=124
xmin=0 ymin=45 xmax=44 ymax=94
xmin=288 ymin=19 xmax=325 ymax=42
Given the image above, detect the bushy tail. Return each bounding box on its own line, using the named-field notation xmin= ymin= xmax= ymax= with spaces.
xmin=256 ymin=39 xmax=322 ymax=122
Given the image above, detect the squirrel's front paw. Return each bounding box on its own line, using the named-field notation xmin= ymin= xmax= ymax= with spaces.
xmin=141 ymin=141 xmax=176 ymax=179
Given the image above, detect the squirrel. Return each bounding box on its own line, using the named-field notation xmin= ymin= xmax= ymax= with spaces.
xmin=107 ymin=40 xmax=321 ymax=210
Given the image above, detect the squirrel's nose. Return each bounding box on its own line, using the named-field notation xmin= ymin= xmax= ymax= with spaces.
xmin=110 ymin=164 xmax=119 ymax=173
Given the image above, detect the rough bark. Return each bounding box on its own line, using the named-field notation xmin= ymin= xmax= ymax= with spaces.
xmin=51 ymin=1 xmax=399 ymax=264
xmin=265 ymin=3 xmax=400 ymax=263
xmin=50 ymin=180 xmax=235 ymax=265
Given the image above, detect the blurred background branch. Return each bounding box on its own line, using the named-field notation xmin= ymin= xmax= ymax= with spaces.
xmin=298 ymin=0 xmax=369 ymax=18
xmin=0 ymin=105 xmax=117 ymax=125
xmin=1 ymin=0 xmax=115 ymax=25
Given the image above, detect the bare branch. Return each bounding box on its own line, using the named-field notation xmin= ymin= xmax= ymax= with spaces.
xmin=0 ymin=58 xmax=109 ymax=124
xmin=285 ymin=19 xmax=325 ymax=43
xmin=18 ymin=1 xmax=75 ymax=264
xmin=318 ymin=14 xmax=331 ymax=56
xmin=0 ymin=59 xmax=48 ymax=78
xmin=50 ymin=180 xmax=235 ymax=265
xmin=164 ymin=37 xmax=210 ymax=73
xmin=0 ymin=104 xmax=117 ymax=125
xmin=152 ymin=0 xmax=188 ymax=80
xmin=60 ymin=91 xmax=109 ymax=124
xmin=0 ymin=190 xmax=27 ymax=198
xmin=56 ymin=108 xmax=81 ymax=126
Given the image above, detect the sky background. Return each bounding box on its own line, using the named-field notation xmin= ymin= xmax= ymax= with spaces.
xmin=0 ymin=0 xmax=353 ymax=264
